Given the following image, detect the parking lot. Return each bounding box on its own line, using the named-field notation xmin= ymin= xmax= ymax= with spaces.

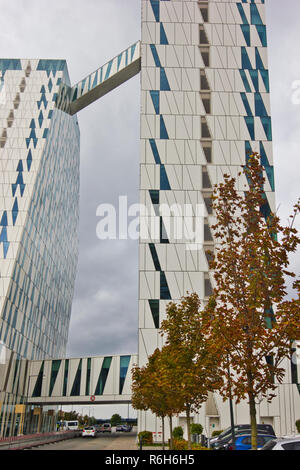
xmin=31 ymin=428 xmax=138 ymax=451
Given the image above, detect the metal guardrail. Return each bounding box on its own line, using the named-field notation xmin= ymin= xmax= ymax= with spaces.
xmin=0 ymin=430 xmax=79 ymax=450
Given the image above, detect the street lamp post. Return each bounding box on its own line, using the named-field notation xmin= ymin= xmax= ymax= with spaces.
xmin=227 ymin=356 xmax=236 ymax=450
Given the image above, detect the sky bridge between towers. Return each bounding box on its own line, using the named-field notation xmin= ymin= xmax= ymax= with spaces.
xmin=56 ymin=40 xmax=141 ymax=115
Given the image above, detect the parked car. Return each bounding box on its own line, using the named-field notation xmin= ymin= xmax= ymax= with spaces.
xmin=260 ymin=437 xmax=300 ymax=450
xmin=216 ymin=434 xmax=275 ymax=450
xmin=82 ymin=426 xmax=98 ymax=438
xmin=210 ymin=424 xmax=275 ymax=447
xmin=211 ymin=428 xmax=275 ymax=450
xmin=116 ymin=424 xmax=132 ymax=432
xmin=99 ymin=423 xmax=111 ymax=433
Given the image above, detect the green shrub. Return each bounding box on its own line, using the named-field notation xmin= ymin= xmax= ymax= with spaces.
xmin=296 ymin=420 xmax=300 ymax=434
xmin=190 ymin=423 xmax=203 ymax=435
xmin=172 ymin=426 xmax=184 ymax=440
xmin=138 ymin=430 xmax=153 ymax=444
xmin=211 ymin=429 xmax=223 ymax=437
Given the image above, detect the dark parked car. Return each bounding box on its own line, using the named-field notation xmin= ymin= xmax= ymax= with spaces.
xmin=211 ymin=425 xmax=275 ymax=450
xmin=210 ymin=424 xmax=275 ymax=448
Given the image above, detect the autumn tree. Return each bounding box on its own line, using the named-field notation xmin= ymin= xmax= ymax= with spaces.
xmin=131 ymin=348 xmax=182 ymax=450
xmin=205 ymin=153 xmax=300 ymax=450
xmin=160 ymin=292 xmax=222 ymax=450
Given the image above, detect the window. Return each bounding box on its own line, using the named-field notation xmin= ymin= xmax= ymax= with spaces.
xmin=198 ymin=2 xmax=208 ymax=22
xmin=200 ymin=70 xmax=210 ymax=90
xmin=200 ymin=47 xmax=210 ymax=67
xmin=201 ymin=141 xmax=212 ymax=163
xmin=201 ymin=117 xmax=211 ymax=139
xmin=204 ymin=220 xmax=213 ymax=242
xmin=204 ymin=274 xmax=213 ymax=297
xmin=199 ymin=25 xmax=209 ymax=44
xmin=201 ymin=92 xmax=211 ymax=114
xmin=202 ymin=166 xmax=212 ymax=189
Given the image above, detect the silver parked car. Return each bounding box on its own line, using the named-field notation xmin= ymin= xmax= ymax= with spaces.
xmin=261 ymin=436 xmax=300 ymax=450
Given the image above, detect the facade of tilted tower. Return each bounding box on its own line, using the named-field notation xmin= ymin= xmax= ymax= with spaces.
xmin=137 ymin=0 xmax=298 ymax=437
xmin=0 ymin=59 xmax=80 ymax=362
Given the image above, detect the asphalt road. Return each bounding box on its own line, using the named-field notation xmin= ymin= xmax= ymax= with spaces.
xmin=30 ymin=431 xmax=138 ymax=451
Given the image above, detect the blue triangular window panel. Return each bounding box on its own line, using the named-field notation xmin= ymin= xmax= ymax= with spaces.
xmin=149 ymin=139 xmax=161 ymax=164
xmin=0 ymin=212 xmax=8 ymax=227
xmin=241 ymin=47 xmax=253 ymax=70
xmin=149 ymin=243 xmax=161 ymax=271
xmin=92 ymin=70 xmax=98 ymax=89
xmin=38 ymin=111 xmax=43 ymax=128
xmin=149 ymin=300 xmax=160 ymax=329
xmin=250 ymin=3 xmax=263 ymax=25
xmin=239 ymin=70 xmax=251 ymax=93
xmin=119 ymin=356 xmax=131 ymax=395
xmin=160 ymin=218 xmax=169 ymax=244
xmin=160 ymin=68 xmax=170 ymax=91
xmin=160 ymin=272 xmax=171 ymax=300
xmin=241 ymin=92 xmax=253 ymax=116
xmin=255 ymin=47 xmax=265 ymax=70
xmin=249 ymin=69 xmax=259 ymax=92
xmin=150 ymin=0 xmax=160 ymax=22
xmin=131 ymin=43 xmax=137 ymax=61
xmin=81 ymin=79 xmax=86 ymax=94
xmin=259 ymin=69 xmax=269 ymax=93
xmin=150 ymin=44 xmax=161 ymax=68
xmin=237 ymin=3 xmax=249 ymax=25
xmin=20 ymin=184 xmax=25 ymax=197
xmin=40 ymin=85 xmax=46 ymax=94
xmin=12 ymin=199 xmax=18 ymax=226
xmin=244 ymin=116 xmax=255 ymax=140
xmin=104 ymin=60 xmax=113 ymax=81
xmin=16 ymin=160 xmax=23 ymax=172
xmin=27 ymin=150 xmax=33 ymax=171
xmin=48 ymin=79 xmax=53 ymax=93
xmin=117 ymin=53 xmax=123 ymax=71
xmin=3 ymin=241 xmax=10 ymax=259
xmin=260 ymin=116 xmax=272 ymax=141
xmin=160 ymin=23 xmax=169 ymax=45
xmin=0 ymin=227 xmax=7 ymax=243
xmin=241 ymin=25 xmax=251 ymax=46
xmin=16 ymin=173 xmax=24 ymax=185
xmin=160 ymin=165 xmax=171 ymax=190
xmin=160 ymin=115 xmax=169 ymax=139
xmin=72 ymin=87 xmax=78 ymax=102
xmin=255 ymin=92 xmax=268 ymax=117
xmin=256 ymin=25 xmax=267 ymax=47
xmin=95 ymin=357 xmax=112 ymax=395
xmin=150 ymin=90 xmax=160 ymax=114
xmin=29 ymin=119 xmax=35 ymax=129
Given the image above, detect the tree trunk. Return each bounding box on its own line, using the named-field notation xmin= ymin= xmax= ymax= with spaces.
xmin=249 ymin=392 xmax=257 ymax=450
xmin=162 ymin=416 xmax=165 ymax=450
xmin=168 ymin=415 xmax=173 ymax=450
xmin=186 ymin=405 xmax=191 ymax=450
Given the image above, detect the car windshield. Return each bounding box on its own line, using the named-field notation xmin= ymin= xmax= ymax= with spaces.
xmin=84 ymin=427 xmax=94 ymax=430
xmin=260 ymin=439 xmax=277 ymax=450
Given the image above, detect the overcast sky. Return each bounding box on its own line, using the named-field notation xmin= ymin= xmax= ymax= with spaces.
xmin=0 ymin=0 xmax=299 ymax=416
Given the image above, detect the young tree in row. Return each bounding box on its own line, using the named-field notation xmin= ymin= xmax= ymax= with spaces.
xmin=131 ymin=347 xmax=182 ymax=450
xmin=160 ymin=293 xmax=222 ymax=450
xmin=205 ymin=153 xmax=300 ymax=450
